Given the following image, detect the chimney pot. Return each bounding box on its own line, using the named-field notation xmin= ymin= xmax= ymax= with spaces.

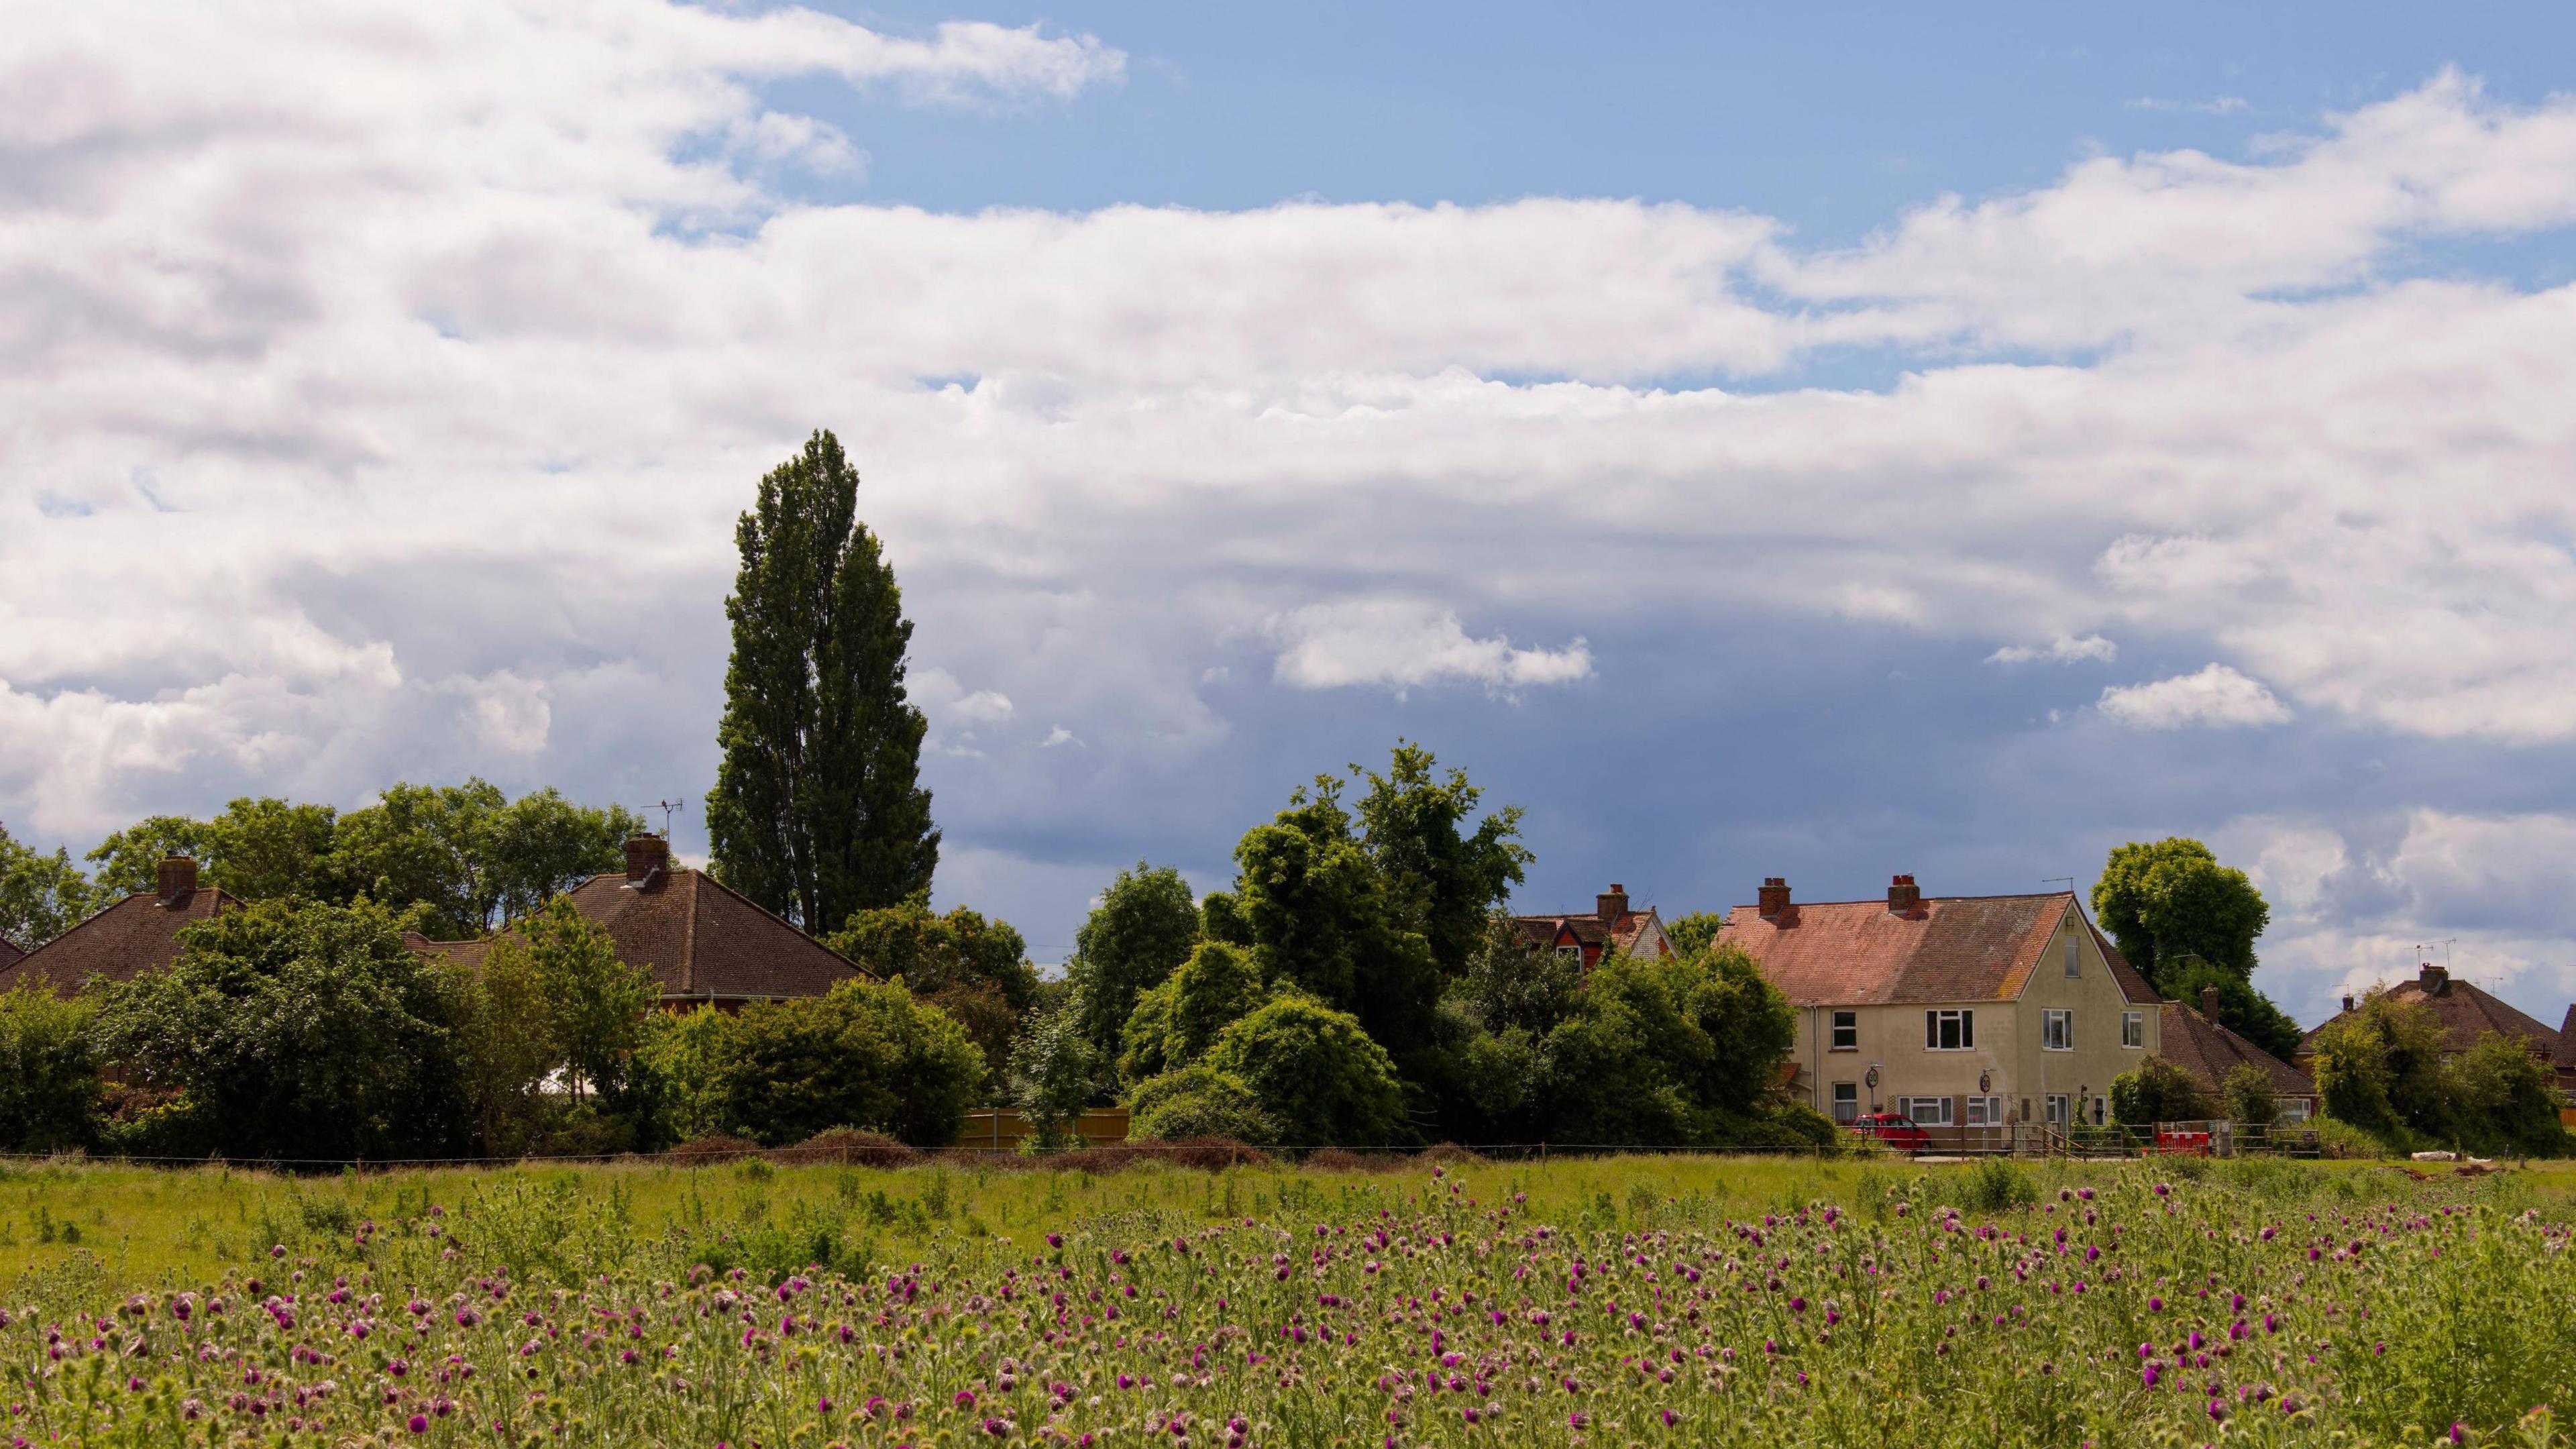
xmin=624 ymin=835 xmax=671 ymax=890
xmin=155 ymin=855 xmax=198 ymax=905
xmin=1596 ymin=884 xmax=1629 ymax=924
xmin=1757 ymin=877 xmax=1790 ymax=919
xmin=2201 ymin=985 xmax=2222 ymax=1021
xmin=1886 ymin=873 xmax=1921 ymax=914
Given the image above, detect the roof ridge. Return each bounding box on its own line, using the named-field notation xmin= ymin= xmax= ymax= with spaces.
xmin=677 ymin=866 xmax=877 ymax=981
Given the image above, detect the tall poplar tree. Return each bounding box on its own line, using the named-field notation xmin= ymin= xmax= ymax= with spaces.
xmin=706 ymin=431 xmax=938 ymax=930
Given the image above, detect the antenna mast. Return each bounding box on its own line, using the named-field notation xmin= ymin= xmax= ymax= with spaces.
xmin=654 ymin=799 xmax=686 ymax=839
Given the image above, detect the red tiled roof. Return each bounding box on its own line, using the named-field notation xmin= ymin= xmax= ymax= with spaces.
xmin=1714 ymin=891 xmax=2159 ymax=1006
xmin=0 ymin=886 xmax=240 ymax=996
xmin=2298 ymin=967 xmax=2564 ymax=1060
xmin=2159 ymin=1000 xmax=2315 ymax=1099
xmin=409 ymin=867 xmax=869 ymax=1002
xmin=1511 ymin=910 xmax=1659 ymax=953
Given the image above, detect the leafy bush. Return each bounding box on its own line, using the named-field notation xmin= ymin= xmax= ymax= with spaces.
xmin=2222 ymin=1063 xmax=2279 ymax=1126
xmin=1202 ymin=994 xmax=1409 ymax=1146
xmin=1117 ymin=941 xmax=1266 ymax=1083
xmin=89 ymin=898 xmax=474 ymax=1161
xmin=1126 ymin=1063 xmax=1279 ymax=1144
xmin=0 ymin=985 xmax=100 ymax=1151
xmin=2110 ymin=1055 xmax=2220 ymax=1126
xmin=1524 ymin=945 xmax=1803 ymax=1147
xmin=699 ymin=979 xmax=984 ymax=1148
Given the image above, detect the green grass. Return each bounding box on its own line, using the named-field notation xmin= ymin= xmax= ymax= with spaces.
xmin=8 ymin=1150 xmax=2573 ymax=1303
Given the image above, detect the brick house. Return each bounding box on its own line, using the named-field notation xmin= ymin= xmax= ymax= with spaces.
xmin=1715 ymin=875 xmax=2163 ymax=1135
xmin=2160 ymin=986 xmax=2318 ymax=1121
xmin=2296 ymin=962 xmax=2571 ymax=1093
xmin=1511 ymin=883 xmax=1671 ymax=968
xmin=0 ymin=857 xmax=239 ymax=996
xmin=407 ymin=835 xmax=869 ymax=1009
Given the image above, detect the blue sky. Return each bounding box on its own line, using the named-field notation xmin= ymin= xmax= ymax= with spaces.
xmin=7 ymin=1 xmax=2576 ymax=1027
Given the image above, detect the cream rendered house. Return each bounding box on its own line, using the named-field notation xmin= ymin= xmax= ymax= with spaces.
xmin=1715 ymin=875 xmax=2162 ymax=1142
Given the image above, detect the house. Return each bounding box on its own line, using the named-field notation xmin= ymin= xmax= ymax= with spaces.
xmin=1511 ymin=883 xmax=1671 ymax=968
xmin=1714 ymin=875 xmax=2163 ymax=1134
xmin=2161 ymin=986 xmax=2318 ymax=1122
xmin=407 ymin=835 xmax=869 ymax=1009
xmin=2296 ymin=962 xmax=2571 ymax=1093
xmin=0 ymin=857 xmax=239 ymax=997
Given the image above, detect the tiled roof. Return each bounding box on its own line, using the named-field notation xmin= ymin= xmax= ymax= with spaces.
xmin=0 ymin=936 xmax=21 ymax=971
xmin=1511 ymin=910 xmax=1658 ymax=953
xmin=2159 ymin=1000 xmax=2315 ymax=1099
xmin=1714 ymin=891 xmax=2160 ymax=1006
xmin=2298 ymin=967 xmax=2564 ymax=1060
xmin=409 ymin=867 xmax=869 ymax=1002
xmin=0 ymin=886 xmax=239 ymax=996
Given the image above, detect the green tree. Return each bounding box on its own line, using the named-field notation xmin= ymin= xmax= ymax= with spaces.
xmin=0 ymin=820 xmax=95 ymax=949
xmin=1201 ymin=995 xmax=1411 ymax=1146
xmin=334 ymin=781 xmax=640 ymax=938
xmin=1118 ymin=940 xmax=1268 ymax=1083
xmin=2091 ymin=838 xmax=2270 ymax=983
xmin=706 ymin=429 xmax=938 ymax=932
xmin=2222 ymin=1063 xmax=2279 ymax=1127
xmin=0 ymin=986 xmax=100 ymax=1151
xmin=1064 ymin=863 xmax=1201 ymax=1059
xmin=445 ymin=938 xmax=558 ymax=1155
xmin=2310 ymin=989 xmax=2449 ymax=1138
xmin=1664 ymin=911 xmax=1727 ymax=961
xmin=516 ymin=896 xmax=657 ymax=1104
xmin=89 ymin=898 xmax=473 ymax=1160
xmin=2108 ymin=1055 xmax=2221 ymax=1126
xmin=2441 ymin=1034 xmax=2572 ymax=1157
xmin=2161 ymin=959 xmax=2306 ymax=1062
xmin=827 ymin=895 xmax=1037 ymax=1093
xmin=1531 ymin=945 xmax=1808 ymax=1146
xmin=1350 ymin=741 xmax=1529 ymax=977
xmin=1448 ymin=911 xmax=1580 ymax=1036
xmin=89 ymin=798 xmax=343 ymax=902
xmin=702 ymin=979 xmax=983 ymax=1147
xmin=1008 ymin=1003 xmax=1107 ymax=1152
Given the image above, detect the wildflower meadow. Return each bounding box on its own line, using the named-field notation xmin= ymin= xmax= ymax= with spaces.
xmin=3 ymin=1155 xmax=2572 ymax=1448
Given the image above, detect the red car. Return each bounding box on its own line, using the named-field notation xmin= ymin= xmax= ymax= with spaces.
xmin=1846 ymin=1112 xmax=1930 ymax=1152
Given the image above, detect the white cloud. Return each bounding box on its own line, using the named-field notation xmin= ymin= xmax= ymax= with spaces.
xmin=1267 ymin=600 xmax=1593 ymax=694
xmin=2098 ymin=664 xmax=2292 ymax=729
xmin=1987 ymin=633 xmax=2116 ymax=665
xmin=2124 ymin=97 xmax=2251 ymax=116
xmin=1040 ymin=726 xmax=1081 ymax=749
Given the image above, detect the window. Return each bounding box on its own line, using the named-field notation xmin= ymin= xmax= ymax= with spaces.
xmin=1830 ymin=1010 xmax=1858 ymax=1050
xmin=2042 ymin=1008 xmax=2074 ymax=1051
xmin=1923 ymin=1008 xmax=1975 ymax=1050
xmin=2020 ymin=1097 xmax=2032 ymax=1122
xmin=2092 ymin=1096 xmax=2108 ymax=1126
xmin=2277 ymin=1097 xmax=2312 ymax=1124
xmin=1964 ymin=1095 xmax=2003 ymax=1126
xmin=1831 ymin=1082 xmax=1859 ymax=1122
xmin=1555 ymin=945 xmax=1582 ymax=963
xmin=1902 ymin=1096 xmax=1953 ymax=1126
xmin=2065 ymin=934 xmax=2080 ymax=977
xmin=2122 ymin=1011 xmax=2145 ymax=1049
xmin=2045 ymin=1093 xmax=2070 ymax=1127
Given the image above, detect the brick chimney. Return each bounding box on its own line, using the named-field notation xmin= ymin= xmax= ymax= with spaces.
xmin=1887 ymin=873 xmax=1921 ymax=914
xmin=2201 ymin=985 xmax=2222 ymax=1021
xmin=1757 ymin=877 xmax=1790 ymax=919
xmin=1596 ymin=884 xmax=1629 ymax=924
xmin=623 ymin=835 xmax=670 ymax=892
xmin=2341 ymin=993 xmax=2355 ymax=1014
xmin=2418 ymin=962 xmax=2448 ymax=994
xmin=155 ymin=855 xmax=198 ymax=906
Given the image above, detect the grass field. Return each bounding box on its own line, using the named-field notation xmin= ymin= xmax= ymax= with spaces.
xmin=5 ymin=1152 xmax=2574 ymax=1445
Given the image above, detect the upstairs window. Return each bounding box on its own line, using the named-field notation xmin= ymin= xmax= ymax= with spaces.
xmin=1924 ymin=1008 xmax=1974 ymax=1051
xmin=2065 ymin=934 xmax=2080 ymax=977
xmin=2042 ymin=1008 xmax=2074 ymax=1051
xmin=1830 ymin=1010 xmax=1858 ymax=1050
xmin=2122 ymin=1010 xmax=2145 ymax=1048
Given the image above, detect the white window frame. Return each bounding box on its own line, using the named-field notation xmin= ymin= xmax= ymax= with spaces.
xmin=2064 ymin=934 xmax=2080 ymax=978
xmin=2042 ymin=1008 xmax=2074 ymax=1051
xmin=1830 ymin=1082 xmax=1859 ymax=1122
xmin=1555 ymin=945 xmax=1582 ymax=963
xmin=1923 ymin=1008 xmax=1975 ymax=1051
xmin=1829 ymin=1010 xmax=1858 ymax=1051
xmin=1964 ymin=1095 xmax=2002 ymax=1127
xmin=2045 ymin=1093 xmax=2070 ymax=1127
xmin=2277 ymin=1097 xmax=2311 ymax=1123
xmin=1901 ymin=1095 xmax=1953 ymax=1126
xmin=2121 ymin=1010 xmax=2145 ymax=1049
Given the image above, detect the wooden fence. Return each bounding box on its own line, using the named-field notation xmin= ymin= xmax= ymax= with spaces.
xmin=956 ymin=1107 xmax=1132 ymax=1154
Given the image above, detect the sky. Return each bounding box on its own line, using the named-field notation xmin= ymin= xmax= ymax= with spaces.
xmin=7 ymin=3 xmax=2576 ymax=1027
